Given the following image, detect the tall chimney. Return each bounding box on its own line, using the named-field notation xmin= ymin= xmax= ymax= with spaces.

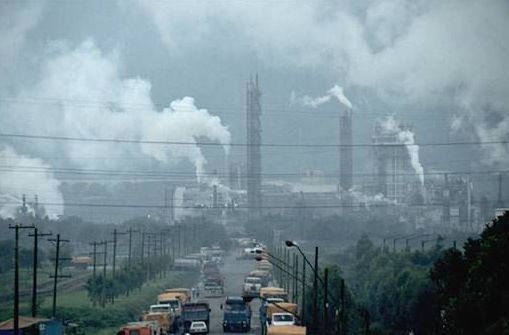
xmin=339 ymin=108 xmax=353 ymax=192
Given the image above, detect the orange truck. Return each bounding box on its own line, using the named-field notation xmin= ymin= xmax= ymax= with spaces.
xmin=117 ymin=321 xmax=160 ymax=335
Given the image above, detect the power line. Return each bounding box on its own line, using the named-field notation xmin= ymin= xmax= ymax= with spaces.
xmin=0 ymin=132 xmax=507 ymax=148
xmin=1 ymin=199 xmax=505 ymax=210
xmin=0 ymin=96 xmax=450 ymax=119
xmin=0 ymin=164 xmax=507 ymax=179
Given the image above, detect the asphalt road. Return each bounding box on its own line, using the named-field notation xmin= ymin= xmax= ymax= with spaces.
xmin=197 ymin=253 xmax=261 ymax=335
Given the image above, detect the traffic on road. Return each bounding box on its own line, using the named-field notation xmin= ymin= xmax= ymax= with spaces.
xmin=116 ymin=241 xmax=306 ymax=335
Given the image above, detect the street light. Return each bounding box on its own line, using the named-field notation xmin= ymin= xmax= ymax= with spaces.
xmin=286 ymin=240 xmax=320 ymax=334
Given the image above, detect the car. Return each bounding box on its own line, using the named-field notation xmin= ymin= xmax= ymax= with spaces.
xmin=271 ymin=312 xmax=296 ymax=326
xmin=188 ymin=321 xmax=208 ymax=334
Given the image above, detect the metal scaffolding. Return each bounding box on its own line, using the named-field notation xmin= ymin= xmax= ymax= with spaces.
xmin=246 ymin=75 xmax=262 ymax=223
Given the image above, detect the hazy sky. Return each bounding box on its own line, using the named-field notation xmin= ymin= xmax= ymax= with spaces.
xmin=1 ymin=0 xmax=508 ymax=216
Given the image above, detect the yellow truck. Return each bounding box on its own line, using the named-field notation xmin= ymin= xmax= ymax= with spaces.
xmin=266 ymin=303 xmax=298 ymax=319
xmin=157 ymin=290 xmax=190 ymax=321
xmin=267 ymin=325 xmax=306 ymax=335
xmin=164 ymin=288 xmax=191 ymax=302
xmin=256 ymin=259 xmax=273 ymax=272
xmin=260 ymin=287 xmax=288 ymax=301
xmin=142 ymin=312 xmax=171 ymax=335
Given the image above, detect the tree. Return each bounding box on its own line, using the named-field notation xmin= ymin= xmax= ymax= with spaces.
xmin=431 ymin=211 xmax=509 ymax=334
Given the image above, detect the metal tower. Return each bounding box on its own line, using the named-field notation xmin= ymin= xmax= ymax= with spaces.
xmin=246 ymin=75 xmax=262 ymax=222
xmin=339 ymin=108 xmax=353 ymax=192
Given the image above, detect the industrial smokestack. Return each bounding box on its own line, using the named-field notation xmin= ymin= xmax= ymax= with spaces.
xmin=339 ymin=107 xmax=353 ymax=192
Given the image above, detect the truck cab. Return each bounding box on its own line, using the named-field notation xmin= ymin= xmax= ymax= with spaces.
xmin=243 ymin=276 xmax=262 ymax=298
xmin=222 ymin=296 xmax=251 ymax=332
xmin=270 ymin=313 xmax=296 ymax=326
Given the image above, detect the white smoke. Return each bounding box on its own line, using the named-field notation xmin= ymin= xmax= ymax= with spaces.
xmin=0 ymin=39 xmax=231 ymax=182
xmin=397 ymin=130 xmax=424 ymax=185
xmin=136 ymin=0 xmax=509 ymax=165
xmin=0 ymin=145 xmax=64 ymax=218
xmin=380 ymin=116 xmax=424 ymax=185
xmin=348 ymin=188 xmax=397 ymax=208
xmin=299 ymin=85 xmax=353 ymax=109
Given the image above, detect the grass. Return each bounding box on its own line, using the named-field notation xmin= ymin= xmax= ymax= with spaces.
xmin=35 ymin=271 xmax=199 ymax=334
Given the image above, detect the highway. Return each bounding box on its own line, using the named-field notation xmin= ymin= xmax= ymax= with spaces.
xmin=198 ymin=253 xmax=262 ymax=335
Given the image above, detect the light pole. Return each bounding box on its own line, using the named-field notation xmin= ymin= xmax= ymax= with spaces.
xmin=285 ymin=241 xmax=320 ymax=334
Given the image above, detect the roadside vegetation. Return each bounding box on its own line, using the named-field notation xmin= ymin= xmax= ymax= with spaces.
xmin=297 ymin=212 xmax=509 ymax=334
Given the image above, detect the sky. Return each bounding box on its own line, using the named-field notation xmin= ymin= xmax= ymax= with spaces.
xmin=0 ymin=0 xmax=508 ymax=217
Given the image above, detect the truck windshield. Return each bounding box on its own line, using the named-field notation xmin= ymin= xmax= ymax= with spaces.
xmin=183 ymin=311 xmax=208 ymax=320
xmin=245 ymin=278 xmax=261 ymax=284
xmin=150 ymin=307 xmax=169 ymax=313
xmin=274 ymin=314 xmax=294 ymax=322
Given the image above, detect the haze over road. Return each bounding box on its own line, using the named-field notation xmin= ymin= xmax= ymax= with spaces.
xmin=199 ymin=253 xmax=262 ymax=335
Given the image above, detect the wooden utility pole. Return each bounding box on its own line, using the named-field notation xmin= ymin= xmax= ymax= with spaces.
xmin=323 ymin=268 xmax=329 ymax=335
xmin=125 ymin=228 xmax=139 ymax=268
xmin=312 ymin=246 xmax=319 ymax=334
xmin=302 ymin=255 xmax=306 ymax=325
xmin=8 ymin=224 xmax=34 ymax=334
xmin=48 ymin=234 xmax=71 ymax=317
xmin=111 ymin=229 xmax=127 ymax=280
xmin=28 ymin=228 xmax=52 ymax=317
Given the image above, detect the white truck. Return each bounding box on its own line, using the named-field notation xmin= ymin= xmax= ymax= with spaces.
xmin=243 ymin=276 xmax=262 ymax=298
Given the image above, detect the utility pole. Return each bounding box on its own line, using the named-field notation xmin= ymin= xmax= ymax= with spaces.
xmin=312 ymin=246 xmax=319 ymax=334
xmin=111 ymin=229 xmax=127 ymax=279
xmin=285 ymin=248 xmax=289 ymax=291
xmin=141 ymin=232 xmax=146 ymax=259
xmin=48 ymin=234 xmax=71 ymax=317
xmin=302 ymin=254 xmax=306 ymax=325
xmin=89 ymin=241 xmax=98 ymax=279
xmin=323 ymin=268 xmax=329 ymax=335
xmin=126 ymin=228 xmax=139 ymax=268
xmin=8 ymin=224 xmax=34 ymax=334
xmin=177 ymin=224 xmax=181 ymax=257
xmin=28 ymin=228 xmax=52 ymax=317
xmin=340 ymin=278 xmax=345 ymax=335
xmin=293 ymin=254 xmax=298 ymax=305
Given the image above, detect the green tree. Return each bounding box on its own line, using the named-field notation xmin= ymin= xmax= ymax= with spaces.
xmin=431 ymin=211 xmax=509 ymax=334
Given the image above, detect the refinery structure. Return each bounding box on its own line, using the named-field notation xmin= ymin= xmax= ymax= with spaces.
xmin=29 ymin=76 xmax=505 ymax=234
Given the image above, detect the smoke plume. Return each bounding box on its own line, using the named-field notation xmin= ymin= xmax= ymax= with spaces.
xmin=0 ymin=40 xmax=231 ymax=182
xmin=298 ymin=85 xmax=353 ymax=109
xmin=0 ymin=145 xmax=63 ymax=218
xmin=380 ymin=116 xmax=424 ymax=185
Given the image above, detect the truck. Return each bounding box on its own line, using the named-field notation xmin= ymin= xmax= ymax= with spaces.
xmin=260 ymin=287 xmax=288 ymax=301
xmin=261 ymin=302 xmax=298 ymax=334
xmin=222 ymin=296 xmax=252 ymax=332
xmin=259 ymin=297 xmax=285 ymax=331
xmin=248 ymin=269 xmax=271 ymax=287
xmin=203 ymin=275 xmax=224 ymax=297
xmin=242 ymin=276 xmax=262 ymax=298
xmin=163 ymin=288 xmax=191 ymax=302
xmin=202 ymin=261 xmax=220 ymax=276
xmin=267 ymin=325 xmax=306 ymax=335
xmin=256 ymin=259 xmax=273 ymax=272
xmin=174 ymin=258 xmax=201 ymax=271
xmin=181 ymin=302 xmax=211 ymax=334
xmin=142 ymin=304 xmax=177 ymax=334
xmin=117 ymin=321 xmax=160 ymax=335
xmin=142 ymin=312 xmax=171 ymax=335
